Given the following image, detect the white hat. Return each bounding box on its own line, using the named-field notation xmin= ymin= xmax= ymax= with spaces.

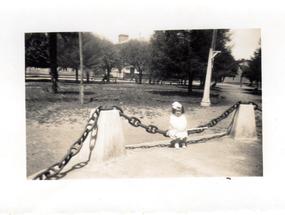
xmin=172 ymin=101 xmax=182 ymax=110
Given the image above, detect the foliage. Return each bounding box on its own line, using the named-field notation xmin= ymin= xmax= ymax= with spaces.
xmin=25 ymin=33 xmax=49 ymax=68
xmin=242 ymin=47 xmax=262 ymax=87
xmin=98 ymin=39 xmax=120 ymax=82
xmin=150 ymin=30 xmax=191 ymax=80
xmin=25 ymin=29 xmax=238 ymax=92
xmin=57 ymin=32 xmax=79 ymax=70
xmin=213 ymin=30 xmax=237 ymax=82
xmin=119 ymin=39 xmax=151 ymax=84
xmin=150 ymin=29 xmax=237 ymax=90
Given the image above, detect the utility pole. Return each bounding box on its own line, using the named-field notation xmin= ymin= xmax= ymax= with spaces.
xmin=79 ymin=32 xmax=84 ymax=105
xmin=201 ymin=29 xmax=220 ymax=107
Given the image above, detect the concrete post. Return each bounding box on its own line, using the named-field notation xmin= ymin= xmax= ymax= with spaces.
xmin=92 ymin=109 xmax=126 ymax=162
xmin=230 ymin=104 xmax=257 ymax=140
xmin=201 ymin=29 xmax=218 ymax=107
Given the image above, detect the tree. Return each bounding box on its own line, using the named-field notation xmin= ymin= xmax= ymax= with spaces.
xmin=99 ymin=39 xmax=119 ymax=83
xmin=212 ymin=30 xmax=237 ymax=84
xmin=25 ymin=32 xmax=60 ymax=93
xmin=57 ymin=33 xmax=80 ymax=81
xmin=120 ymin=39 xmax=151 ymax=84
xmin=25 ymin=33 xmax=49 ymax=68
xmin=151 ymin=30 xmax=193 ymax=91
xmin=48 ymin=33 xmax=58 ymax=93
xmin=57 ymin=32 xmax=103 ymax=83
xmin=243 ymin=47 xmax=262 ymax=89
xmin=150 ymin=29 xmax=236 ymax=93
xmin=82 ymin=33 xmax=104 ymax=82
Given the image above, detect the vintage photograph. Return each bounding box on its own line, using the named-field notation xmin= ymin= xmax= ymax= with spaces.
xmin=25 ymin=29 xmax=262 ymax=180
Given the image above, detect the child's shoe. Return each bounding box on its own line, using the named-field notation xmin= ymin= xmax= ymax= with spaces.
xmin=181 ymin=143 xmax=187 ymax=148
xmin=174 ymin=143 xmax=180 ymax=149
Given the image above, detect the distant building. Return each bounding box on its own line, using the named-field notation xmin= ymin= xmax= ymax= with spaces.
xmin=111 ymin=66 xmax=138 ymax=79
xmin=118 ymin=34 xmax=129 ymax=44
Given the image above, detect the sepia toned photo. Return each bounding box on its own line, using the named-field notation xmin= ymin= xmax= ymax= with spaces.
xmin=25 ymin=29 xmax=262 ymax=180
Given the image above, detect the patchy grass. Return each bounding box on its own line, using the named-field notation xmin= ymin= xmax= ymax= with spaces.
xmin=26 ymin=81 xmax=223 ymax=121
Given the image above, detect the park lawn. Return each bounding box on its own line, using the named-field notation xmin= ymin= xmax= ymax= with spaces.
xmin=25 ymin=81 xmax=221 ymax=117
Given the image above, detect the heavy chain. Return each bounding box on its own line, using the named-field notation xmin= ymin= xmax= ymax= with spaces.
xmin=118 ymin=109 xmax=169 ymax=137
xmin=125 ymin=132 xmax=229 ymax=150
xmin=32 ymin=101 xmax=262 ymax=179
xmin=117 ymin=101 xmax=240 ymax=138
xmin=188 ymin=101 xmax=242 ymax=135
xmin=33 ymin=107 xmax=101 ymax=180
xmin=117 ymin=101 xmax=262 ymax=138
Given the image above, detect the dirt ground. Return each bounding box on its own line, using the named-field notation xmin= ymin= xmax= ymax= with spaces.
xmin=26 ymin=81 xmax=262 ymax=177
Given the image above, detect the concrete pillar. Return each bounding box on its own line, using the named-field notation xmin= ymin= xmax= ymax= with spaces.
xmin=230 ymin=104 xmax=257 ymax=140
xmin=92 ymin=109 xmax=126 ymax=162
xmin=201 ymin=29 xmax=218 ymax=107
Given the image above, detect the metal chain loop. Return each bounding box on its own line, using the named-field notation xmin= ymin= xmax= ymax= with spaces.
xmin=146 ymin=125 xmax=159 ymax=134
xmin=120 ymin=101 xmax=262 ymax=138
xmin=128 ymin=117 xmax=142 ymax=127
xmin=32 ymin=102 xmax=262 ymax=179
xmin=33 ymin=107 xmax=101 ymax=180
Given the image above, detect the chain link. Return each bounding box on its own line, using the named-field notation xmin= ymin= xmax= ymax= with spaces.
xmin=119 ymin=111 xmax=169 ymax=137
xmin=33 ymin=107 xmax=101 ymax=180
xmin=118 ymin=101 xmax=246 ymax=137
xmin=121 ymin=101 xmax=262 ymax=149
xmin=32 ymin=101 xmax=262 ymax=179
xmin=197 ymin=101 xmax=241 ymax=130
xmin=125 ymin=132 xmax=229 ymax=150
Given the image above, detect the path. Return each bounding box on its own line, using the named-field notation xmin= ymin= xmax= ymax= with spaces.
xmin=217 ymin=83 xmax=262 ymax=105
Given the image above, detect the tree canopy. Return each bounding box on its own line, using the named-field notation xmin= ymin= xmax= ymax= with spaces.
xmin=25 ymin=29 xmax=239 ymax=93
xmin=242 ymin=47 xmax=262 ymax=88
xmin=119 ymin=39 xmax=151 ymax=84
xmin=150 ymin=29 xmax=236 ymax=92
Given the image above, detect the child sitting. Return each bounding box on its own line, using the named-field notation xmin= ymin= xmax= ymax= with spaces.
xmin=167 ymin=102 xmax=188 ymax=149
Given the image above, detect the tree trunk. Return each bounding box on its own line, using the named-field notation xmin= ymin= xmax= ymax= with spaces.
xmin=199 ymin=76 xmax=205 ymax=88
xmin=86 ymin=70 xmax=90 ymax=83
xmin=138 ymin=69 xmax=143 ymax=84
xmin=148 ymin=70 xmax=152 ymax=84
xmin=79 ymin=32 xmax=84 ymax=105
xmin=75 ymin=68 xmax=79 ymax=82
xmin=48 ymin=33 xmax=58 ymax=93
xmin=107 ymin=68 xmax=111 ymax=83
xmin=188 ymin=72 xmax=194 ymax=94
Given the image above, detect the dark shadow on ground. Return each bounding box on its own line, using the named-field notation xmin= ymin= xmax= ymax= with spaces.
xmin=52 ymin=160 xmax=90 ymax=179
xmin=149 ymin=90 xmax=219 ymax=98
xmin=242 ymin=89 xmax=262 ymax=96
xmin=58 ymin=91 xmax=95 ymax=95
xmin=175 ymin=85 xmax=203 ymax=90
xmin=25 ymin=79 xmax=118 ymax=85
xmin=52 ymin=139 xmax=96 ymax=180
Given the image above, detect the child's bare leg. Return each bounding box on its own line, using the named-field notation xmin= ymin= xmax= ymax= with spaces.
xmin=180 ymin=138 xmax=187 ymax=148
xmin=170 ymin=139 xmax=179 ymax=148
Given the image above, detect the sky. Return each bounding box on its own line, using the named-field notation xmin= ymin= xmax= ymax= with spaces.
xmin=97 ymin=28 xmax=261 ymax=60
xmin=229 ymin=29 xmax=261 ymax=60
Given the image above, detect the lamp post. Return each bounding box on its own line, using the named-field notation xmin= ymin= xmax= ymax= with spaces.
xmin=201 ymin=29 xmax=220 ymax=107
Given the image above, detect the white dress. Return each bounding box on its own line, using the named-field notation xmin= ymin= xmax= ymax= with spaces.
xmin=168 ymin=114 xmax=188 ymax=139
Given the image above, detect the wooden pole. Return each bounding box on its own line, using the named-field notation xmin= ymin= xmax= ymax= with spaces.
xmin=79 ymin=32 xmax=84 ymax=105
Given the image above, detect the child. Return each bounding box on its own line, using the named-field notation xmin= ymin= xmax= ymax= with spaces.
xmin=167 ymin=102 xmax=188 ymax=149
